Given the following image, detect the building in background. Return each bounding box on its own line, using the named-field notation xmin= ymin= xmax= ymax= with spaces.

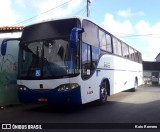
xmin=155 ymin=53 xmax=160 ymax=62
xmin=143 ymin=54 xmax=160 ymax=85
xmin=0 ymin=26 xmax=23 ymax=108
xmin=0 ymin=26 xmax=23 ymax=38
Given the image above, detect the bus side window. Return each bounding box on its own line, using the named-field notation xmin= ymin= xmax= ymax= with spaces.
xmin=99 ymin=29 xmax=107 ymax=51
xmin=129 ymin=47 xmax=135 ymax=61
xmin=82 ymin=20 xmax=99 ymax=48
xmin=134 ymin=50 xmax=139 ymax=62
xmin=122 ymin=42 xmax=129 ymax=59
xmin=106 ymin=34 xmax=112 ymax=53
xmin=92 ymin=47 xmax=99 ymax=69
xmin=81 ymin=43 xmax=99 ymax=79
xmin=82 ymin=43 xmax=91 ymax=78
xmin=113 ymin=37 xmax=122 ymax=56
xmin=138 ymin=52 xmax=142 ymax=63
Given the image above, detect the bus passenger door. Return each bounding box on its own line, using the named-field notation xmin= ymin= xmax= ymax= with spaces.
xmin=81 ymin=43 xmax=100 ymax=103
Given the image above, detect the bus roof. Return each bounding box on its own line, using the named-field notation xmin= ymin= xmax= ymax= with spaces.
xmin=24 ymin=16 xmax=141 ymax=53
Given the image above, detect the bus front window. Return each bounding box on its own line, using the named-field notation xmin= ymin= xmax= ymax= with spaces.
xmin=18 ymin=39 xmax=79 ymax=79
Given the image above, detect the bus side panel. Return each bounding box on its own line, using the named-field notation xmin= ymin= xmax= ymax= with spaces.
xmin=113 ymin=55 xmax=143 ymax=94
xmin=80 ymin=54 xmax=143 ymax=104
xmin=98 ymin=54 xmax=143 ymax=95
xmin=97 ymin=54 xmax=130 ymax=95
xmin=113 ymin=56 xmax=131 ymax=93
xmin=97 ymin=54 xmax=114 ymax=95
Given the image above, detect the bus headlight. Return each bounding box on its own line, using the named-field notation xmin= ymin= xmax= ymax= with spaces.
xmin=70 ymin=83 xmax=79 ymax=89
xmin=58 ymin=83 xmax=79 ymax=92
xmin=18 ymin=85 xmax=27 ymax=91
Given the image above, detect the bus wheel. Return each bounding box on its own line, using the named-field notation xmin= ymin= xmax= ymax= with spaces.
xmin=98 ymin=81 xmax=107 ymax=104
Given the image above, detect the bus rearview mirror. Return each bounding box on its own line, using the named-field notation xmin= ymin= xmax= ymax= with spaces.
xmin=70 ymin=27 xmax=84 ymax=48
xmin=1 ymin=38 xmax=20 ymax=56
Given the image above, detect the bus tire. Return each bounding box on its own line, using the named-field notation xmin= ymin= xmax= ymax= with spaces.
xmin=98 ymin=81 xmax=107 ymax=104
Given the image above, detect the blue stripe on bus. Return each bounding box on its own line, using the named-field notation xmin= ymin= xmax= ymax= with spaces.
xmin=96 ymin=68 xmax=142 ymax=72
xmin=17 ymin=86 xmax=82 ymax=105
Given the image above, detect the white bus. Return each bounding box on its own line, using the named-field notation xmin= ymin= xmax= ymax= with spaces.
xmin=1 ymin=17 xmax=142 ymax=105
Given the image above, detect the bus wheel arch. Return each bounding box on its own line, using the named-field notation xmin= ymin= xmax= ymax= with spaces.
xmin=103 ymin=79 xmax=110 ymax=96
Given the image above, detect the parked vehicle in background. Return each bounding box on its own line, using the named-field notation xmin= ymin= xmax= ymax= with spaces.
xmin=0 ymin=38 xmax=19 ymax=106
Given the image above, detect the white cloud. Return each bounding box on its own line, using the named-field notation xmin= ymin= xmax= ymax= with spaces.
xmin=0 ymin=0 xmax=17 ymax=26
xmin=15 ymin=0 xmax=26 ymax=8
xmin=102 ymin=12 xmax=160 ymax=61
xmin=135 ymin=20 xmax=160 ymax=61
xmin=118 ymin=9 xmax=132 ymax=17
xmin=118 ymin=8 xmax=144 ymax=18
xmin=32 ymin=0 xmax=82 ymax=22
xmin=0 ymin=0 xmax=82 ymax=26
xmin=102 ymin=13 xmax=134 ymax=36
xmin=135 ymin=20 xmax=150 ymax=34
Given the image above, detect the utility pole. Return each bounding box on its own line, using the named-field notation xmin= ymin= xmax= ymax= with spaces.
xmin=87 ymin=0 xmax=91 ymax=17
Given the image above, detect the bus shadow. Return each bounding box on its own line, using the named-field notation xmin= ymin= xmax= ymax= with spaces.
xmin=25 ymin=101 xmax=111 ymax=114
xmin=25 ymin=99 xmax=160 ymax=123
xmin=1 ymin=100 xmax=160 ymax=124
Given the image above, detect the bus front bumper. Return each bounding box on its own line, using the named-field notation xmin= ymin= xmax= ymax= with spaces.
xmin=17 ymin=85 xmax=82 ymax=105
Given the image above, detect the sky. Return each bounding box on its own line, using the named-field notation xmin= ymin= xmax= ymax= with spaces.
xmin=0 ymin=0 xmax=160 ymax=61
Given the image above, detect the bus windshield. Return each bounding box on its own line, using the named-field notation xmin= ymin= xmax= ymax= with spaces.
xmin=18 ymin=38 xmax=79 ymax=79
xmin=17 ymin=18 xmax=80 ymax=79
